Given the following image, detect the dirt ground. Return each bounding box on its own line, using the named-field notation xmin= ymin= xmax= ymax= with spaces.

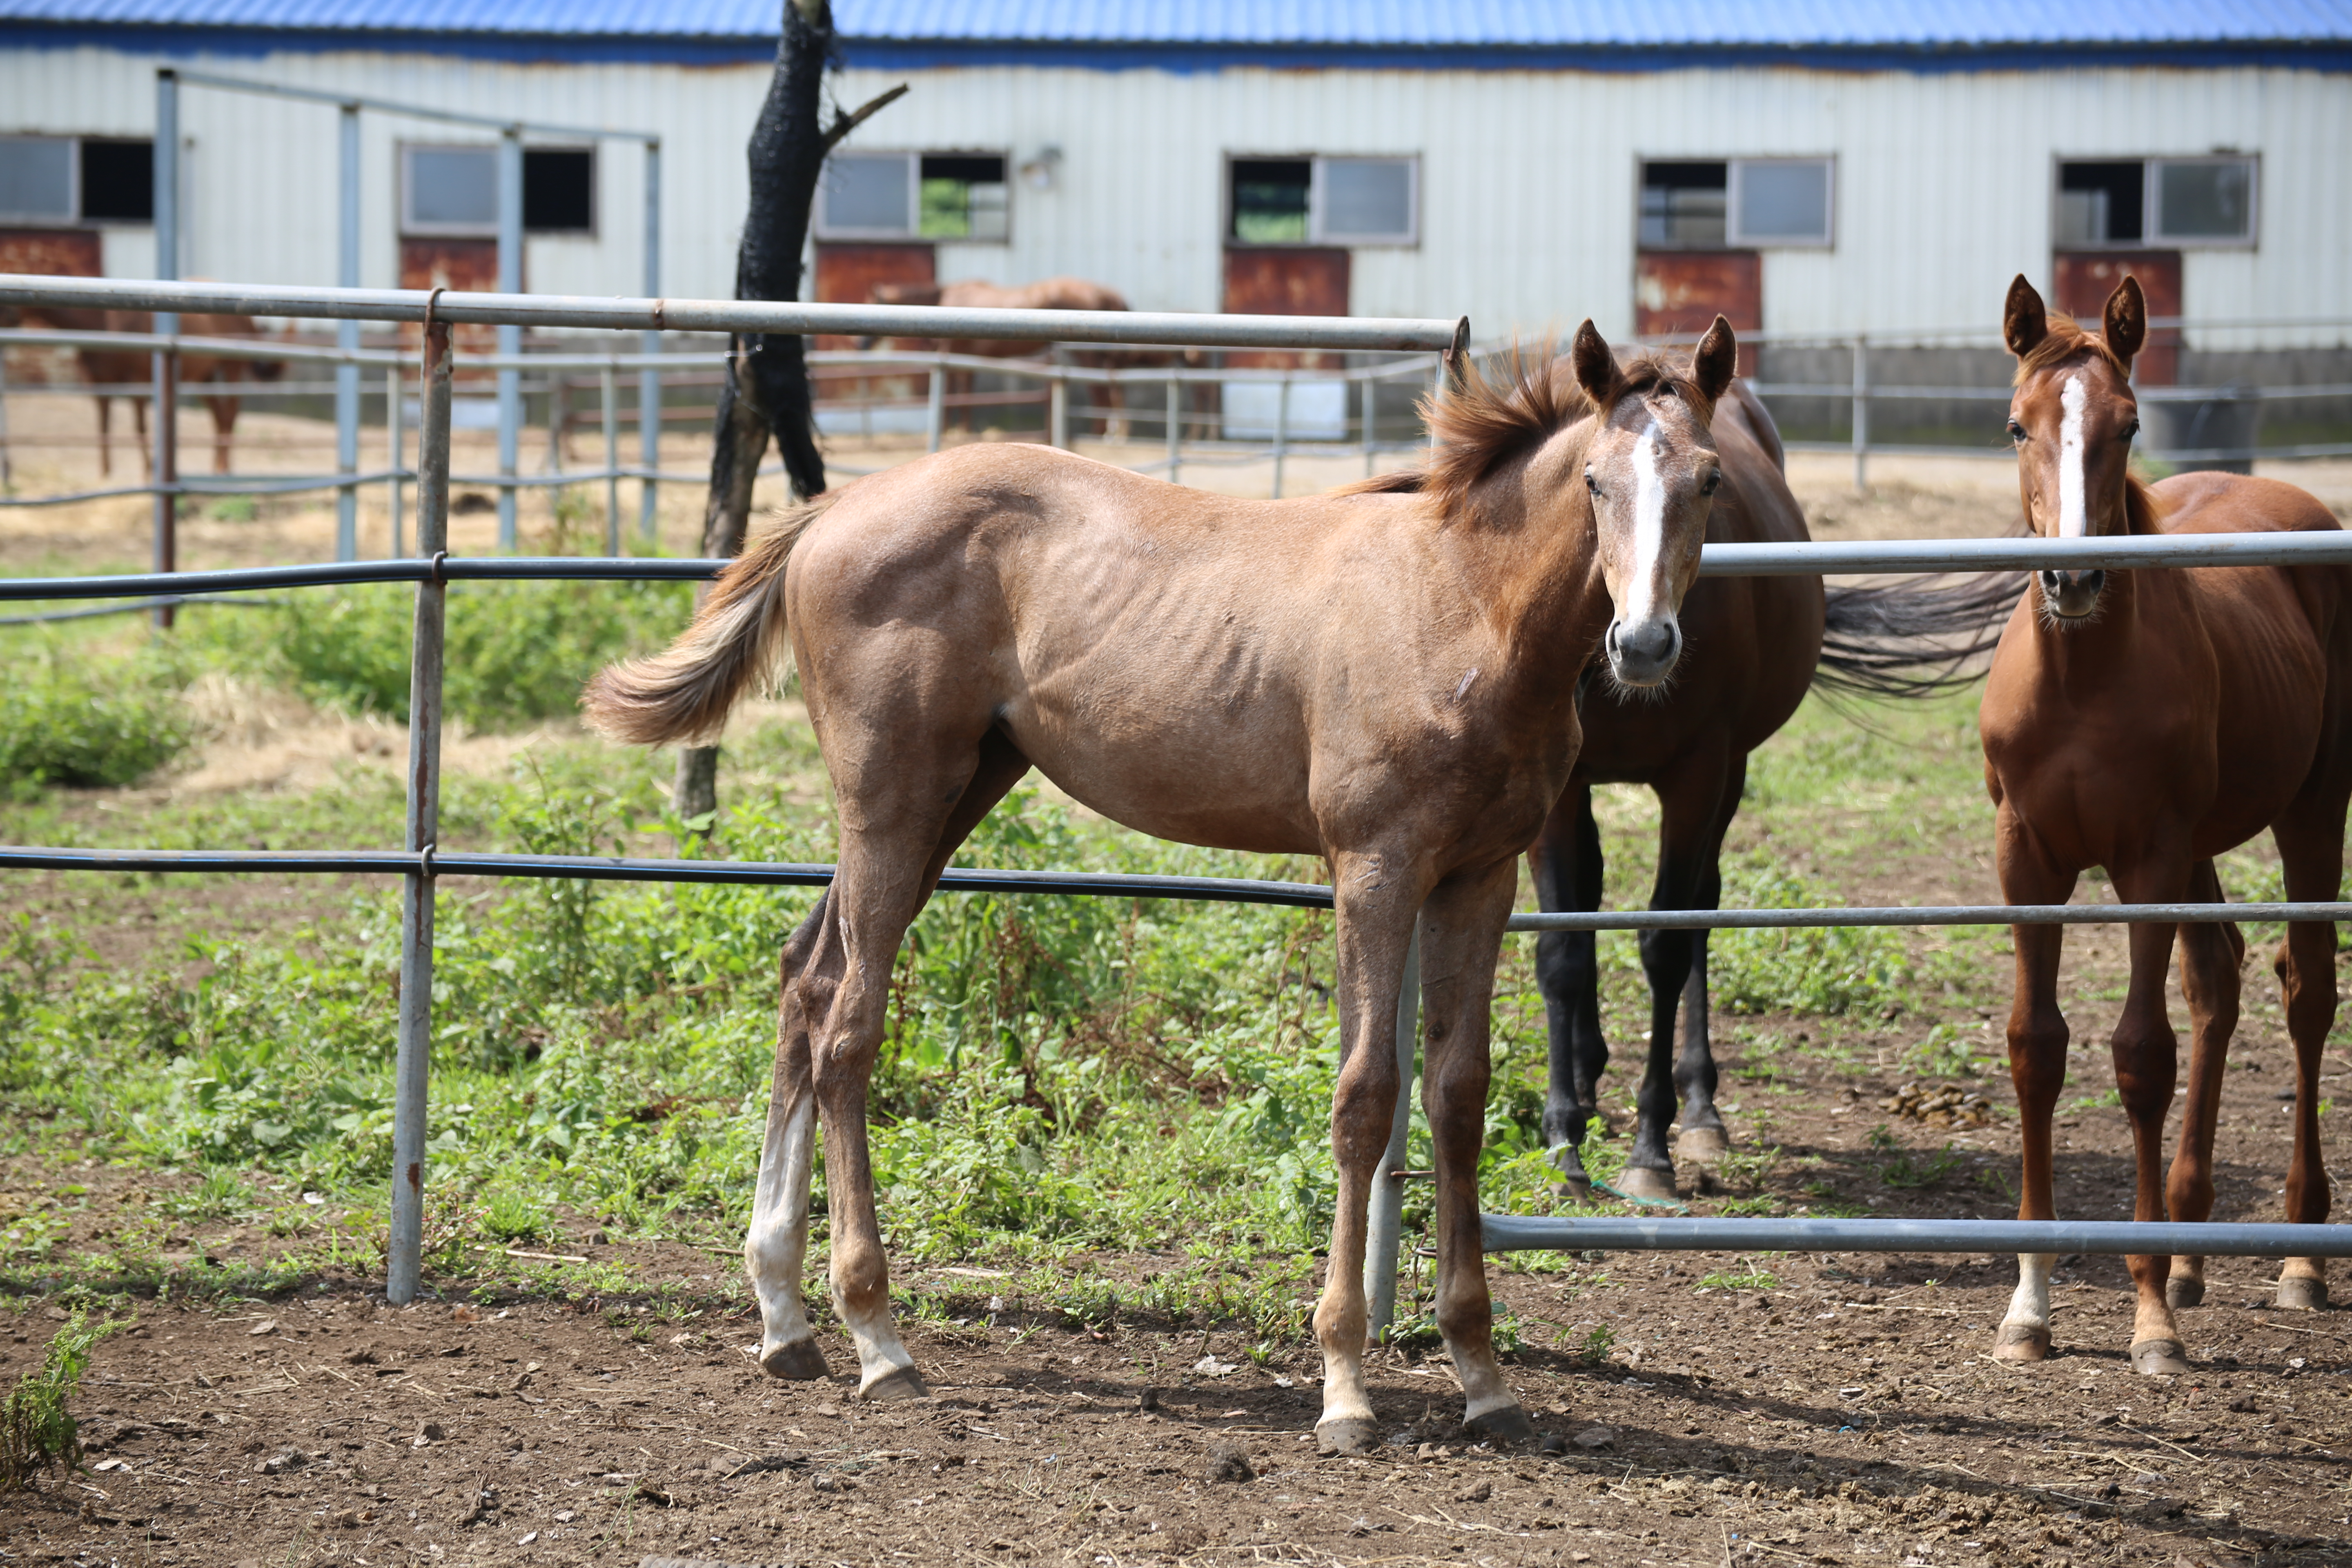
xmin=9 ymin=413 xmax=2352 ymax=1566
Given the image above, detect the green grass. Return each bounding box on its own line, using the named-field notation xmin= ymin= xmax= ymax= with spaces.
xmin=0 ymin=1308 xmax=120 ymax=1488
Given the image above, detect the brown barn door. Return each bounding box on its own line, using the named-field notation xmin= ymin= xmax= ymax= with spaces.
xmin=1222 ymin=247 xmax=1349 ymax=370
xmin=814 ymin=243 xmax=935 ymax=347
xmin=399 ymin=239 xmax=506 ymax=355
xmin=1636 ymin=251 xmax=1760 ymax=372
xmin=2054 ymin=250 xmax=2181 ymax=384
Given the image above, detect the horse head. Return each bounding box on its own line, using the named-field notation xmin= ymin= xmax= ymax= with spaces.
xmin=2002 ymin=274 xmax=2151 ymax=622
xmin=1570 ymin=315 xmax=1735 ymax=689
xmin=858 ymin=281 xmax=947 ymax=350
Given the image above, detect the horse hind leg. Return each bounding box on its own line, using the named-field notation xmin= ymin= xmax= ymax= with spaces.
xmin=2163 ymin=859 xmax=2241 ymax=1311
xmin=747 ymin=889 xmax=835 ymax=1381
xmin=2270 ymin=795 xmax=2345 ymax=1310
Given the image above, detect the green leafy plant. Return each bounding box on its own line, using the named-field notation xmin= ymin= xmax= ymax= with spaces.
xmin=0 ymin=637 xmax=193 ymax=795
xmin=0 ymin=1309 xmax=122 ymax=1488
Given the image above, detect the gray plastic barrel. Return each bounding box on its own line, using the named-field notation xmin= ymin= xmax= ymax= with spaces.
xmin=2145 ymin=382 xmax=2262 ymax=474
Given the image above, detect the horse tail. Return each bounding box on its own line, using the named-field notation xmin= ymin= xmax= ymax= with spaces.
xmin=1813 ymin=571 xmax=2023 ymax=699
xmin=580 ymin=495 xmax=837 ymax=746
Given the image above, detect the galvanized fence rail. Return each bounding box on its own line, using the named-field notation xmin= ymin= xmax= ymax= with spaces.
xmin=6 ymin=275 xmax=2352 ymax=1326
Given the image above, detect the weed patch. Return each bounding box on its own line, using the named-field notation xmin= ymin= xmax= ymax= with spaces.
xmin=0 ymin=1308 xmax=120 ymax=1488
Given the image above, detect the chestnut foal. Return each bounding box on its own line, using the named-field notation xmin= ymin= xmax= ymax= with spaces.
xmin=588 ymin=320 xmax=1743 ymax=1450
xmin=1982 ymin=274 xmax=2352 ymax=1374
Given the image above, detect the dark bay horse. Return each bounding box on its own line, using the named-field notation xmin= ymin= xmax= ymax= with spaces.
xmin=22 ymin=305 xmax=283 ymax=477
xmin=1522 ymin=373 xmax=2012 ymax=1200
xmin=1984 ymin=274 xmax=2352 ymax=1374
xmin=587 ymin=319 xmax=1746 ymax=1452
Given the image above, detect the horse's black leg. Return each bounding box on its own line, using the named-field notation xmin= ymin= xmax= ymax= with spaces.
xmin=1530 ymin=784 xmax=1606 ymax=1196
xmin=1619 ymin=751 xmax=1733 ymax=1201
xmin=1671 ymin=752 xmax=1748 ymax=1164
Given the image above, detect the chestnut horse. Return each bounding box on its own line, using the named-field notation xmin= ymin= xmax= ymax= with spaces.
xmin=587 ymin=319 xmax=1744 ymax=1452
xmin=1983 ymin=274 xmax=2352 ymax=1374
xmin=862 ymin=276 xmax=1178 ymax=437
xmin=1527 ymin=379 xmax=2013 ymax=1200
xmin=24 ymin=305 xmax=283 ymax=477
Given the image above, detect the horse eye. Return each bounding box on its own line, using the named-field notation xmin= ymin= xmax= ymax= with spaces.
xmin=1584 ymin=470 xmax=1601 ymax=495
xmin=1700 ymin=470 xmax=1721 ymax=496
xmin=2123 ymin=420 xmax=2140 ymax=443
xmin=2006 ymin=419 xmax=2027 ymax=443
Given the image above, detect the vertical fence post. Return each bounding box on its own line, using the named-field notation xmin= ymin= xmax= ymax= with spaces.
xmin=151 ymin=67 xmax=179 ymax=630
xmin=1049 ymin=370 xmax=1069 ymax=450
xmin=334 ymin=100 xmax=361 ymax=562
xmin=601 ymin=364 xmax=620 ymax=555
xmin=495 ymin=124 xmax=523 ymax=550
xmin=1364 ymin=924 xmax=1421 ymax=1343
xmin=1360 ymin=368 xmax=1378 ymax=479
xmin=0 ymin=348 xmax=12 ymax=493
xmin=1271 ymin=375 xmax=1290 ymax=501
xmin=925 ymin=357 xmax=944 ymax=455
xmin=1851 ymin=334 xmax=1870 ymax=495
xmin=1165 ymin=375 xmax=1181 ymax=486
xmin=386 ymin=363 xmax=403 ymax=558
xmin=637 ymin=137 xmax=661 ymax=545
xmin=388 ymin=315 xmax=452 ymax=1307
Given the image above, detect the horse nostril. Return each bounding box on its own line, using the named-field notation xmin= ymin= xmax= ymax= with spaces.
xmin=1605 ymin=622 xmax=1622 ymax=658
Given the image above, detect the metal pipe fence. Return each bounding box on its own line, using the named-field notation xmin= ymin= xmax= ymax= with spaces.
xmin=5 ymin=274 xmax=2350 ymax=1327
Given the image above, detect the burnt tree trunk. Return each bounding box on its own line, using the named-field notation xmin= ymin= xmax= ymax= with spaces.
xmin=676 ymin=0 xmax=903 ymax=823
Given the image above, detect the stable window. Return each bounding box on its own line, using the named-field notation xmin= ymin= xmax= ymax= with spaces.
xmin=0 ymin=135 xmax=154 ymax=225
xmin=1228 ymin=155 xmax=1418 ymax=246
xmin=1640 ymin=158 xmax=1833 ymax=249
xmin=2055 ymin=156 xmax=2256 ymax=247
xmin=817 ymin=151 xmax=1009 ymax=241
xmin=400 ymin=143 xmax=599 ymax=237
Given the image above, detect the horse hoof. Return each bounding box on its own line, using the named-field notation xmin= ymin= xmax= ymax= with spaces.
xmin=1991 ymin=1324 xmax=2049 ymax=1362
xmin=2130 ymin=1339 xmax=2190 ymax=1376
xmin=1315 ymin=1417 xmax=1382 ymax=1457
xmin=858 ymin=1364 xmax=931 ymax=1402
xmin=2276 ymin=1276 xmax=2328 ymax=1312
xmin=1613 ymin=1166 xmax=1679 ymax=1202
xmin=759 ymin=1336 xmax=831 ymax=1381
xmin=1463 ymin=1404 xmax=1536 ymax=1446
xmin=1551 ymin=1175 xmax=1592 ymax=1203
xmin=2164 ymin=1276 xmax=2205 ymax=1310
xmin=1676 ymin=1127 xmax=1730 ymax=1163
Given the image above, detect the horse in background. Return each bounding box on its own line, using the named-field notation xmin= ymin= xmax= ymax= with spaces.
xmin=1982 ymin=274 xmax=2352 ymax=1375
xmin=861 ymin=276 xmax=1187 ymax=438
xmin=1511 ymin=356 xmax=2014 ymax=1200
xmin=584 ymin=318 xmax=1746 ymax=1454
xmin=17 ymin=305 xmax=283 ymax=477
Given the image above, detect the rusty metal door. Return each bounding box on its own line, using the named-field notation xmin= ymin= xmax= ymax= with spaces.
xmin=2054 ymin=250 xmax=2181 ymax=384
xmin=1636 ymin=251 xmax=1760 ymax=370
xmin=1222 ymin=248 xmax=1349 ymax=370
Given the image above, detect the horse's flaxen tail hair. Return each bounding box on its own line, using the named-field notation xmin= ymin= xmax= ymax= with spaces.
xmin=579 ymin=496 xmax=837 ymax=746
xmin=1814 ymin=570 xmax=2024 ymax=700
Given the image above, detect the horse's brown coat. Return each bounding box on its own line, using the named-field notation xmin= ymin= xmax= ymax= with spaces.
xmin=587 ymin=319 xmax=1744 ymax=1448
xmin=1982 ymin=275 xmax=2352 ymax=1370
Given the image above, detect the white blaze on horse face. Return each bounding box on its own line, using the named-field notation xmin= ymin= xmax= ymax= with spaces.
xmin=2056 ymin=374 xmax=2089 ymax=539
xmin=1624 ymin=423 xmax=1669 ymax=623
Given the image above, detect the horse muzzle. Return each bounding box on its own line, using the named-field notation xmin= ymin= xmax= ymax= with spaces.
xmin=1605 ymin=615 xmax=1683 ymax=688
xmin=2037 ymin=568 xmax=2106 ymax=621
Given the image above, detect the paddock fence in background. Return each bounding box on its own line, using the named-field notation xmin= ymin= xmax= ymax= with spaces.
xmin=4 ymin=273 xmax=2351 ymax=1337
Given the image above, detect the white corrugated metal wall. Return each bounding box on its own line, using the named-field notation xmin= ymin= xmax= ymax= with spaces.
xmin=2 ymin=43 xmax=2345 ymax=347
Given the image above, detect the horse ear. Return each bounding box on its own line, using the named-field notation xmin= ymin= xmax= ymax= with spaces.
xmin=2003 ymin=274 xmax=2049 ymax=359
xmin=1570 ymin=319 xmax=1617 ymax=406
xmin=1692 ymin=315 xmax=1737 ymax=403
xmin=2103 ymin=275 xmax=2147 ymax=369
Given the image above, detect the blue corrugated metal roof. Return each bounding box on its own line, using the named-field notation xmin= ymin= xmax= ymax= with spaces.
xmin=3 ymin=0 xmax=2348 ymax=64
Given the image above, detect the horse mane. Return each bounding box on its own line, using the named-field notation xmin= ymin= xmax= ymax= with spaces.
xmin=1388 ymin=341 xmax=1718 ymax=519
xmin=2013 ymin=313 xmax=2170 ymax=536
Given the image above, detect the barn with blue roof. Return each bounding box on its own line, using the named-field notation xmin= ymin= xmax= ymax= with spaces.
xmin=0 ymin=2 xmax=2348 ymax=356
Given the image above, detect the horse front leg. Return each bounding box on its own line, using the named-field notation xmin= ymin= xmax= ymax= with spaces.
xmin=1620 ymin=753 xmax=1733 ymax=1201
xmin=747 ymin=890 xmax=834 ymax=1380
xmin=1671 ymin=753 xmax=1747 ymax=1166
xmin=2271 ymin=795 xmax=2345 ymax=1309
xmin=1994 ymin=822 xmax=2074 ymax=1363
xmin=2164 ymin=860 xmax=2242 ymax=1311
xmin=1312 ymin=858 xmax=1419 ymax=1455
xmin=2109 ymin=859 xmax=2192 ymax=1375
xmin=1417 ymin=857 xmax=1531 ymax=1442
xmin=1529 ymin=785 xmax=1607 ymax=1197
